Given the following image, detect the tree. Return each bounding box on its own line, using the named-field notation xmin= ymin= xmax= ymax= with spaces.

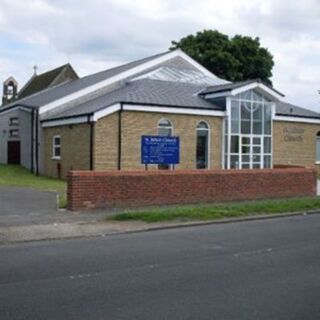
xmin=170 ymin=30 xmax=274 ymax=85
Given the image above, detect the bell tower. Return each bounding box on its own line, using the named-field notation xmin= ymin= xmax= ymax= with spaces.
xmin=2 ymin=76 xmax=18 ymax=106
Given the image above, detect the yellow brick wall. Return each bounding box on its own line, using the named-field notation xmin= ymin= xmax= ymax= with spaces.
xmin=43 ymin=123 xmax=91 ymax=178
xmin=118 ymin=111 xmax=223 ymax=170
xmin=94 ymin=112 xmax=119 ymax=170
xmin=273 ymin=121 xmax=320 ymax=172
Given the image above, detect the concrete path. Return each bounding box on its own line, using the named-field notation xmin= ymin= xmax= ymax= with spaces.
xmin=0 ymin=186 xmax=57 ymax=216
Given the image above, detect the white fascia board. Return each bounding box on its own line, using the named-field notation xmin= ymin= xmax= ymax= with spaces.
xmin=38 ymin=51 xmax=184 ymax=115
xmin=92 ymin=103 xmax=121 ymax=121
xmin=273 ymin=115 xmax=320 ymax=124
xmin=122 ymin=104 xmax=225 ymax=117
xmin=0 ymin=106 xmax=32 ymax=115
xmin=41 ymin=116 xmax=89 ymax=128
xmin=231 ymin=82 xmax=283 ymax=101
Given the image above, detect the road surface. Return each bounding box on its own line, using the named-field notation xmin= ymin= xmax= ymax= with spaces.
xmin=1 ymin=214 xmax=320 ymax=319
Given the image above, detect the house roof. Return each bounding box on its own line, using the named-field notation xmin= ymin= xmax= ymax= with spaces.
xmin=1 ymin=51 xmax=172 ymax=111
xmin=42 ymin=77 xmax=320 ymax=121
xmin=43 ymin=78 xmax=224 ymax=120
xmin=1 ymin=49 xmax=319 ymax=122
xmin=275 ymin=101 xmax=320 ymax=119
xmin=18 ymin=63 xmax=78 ymax=99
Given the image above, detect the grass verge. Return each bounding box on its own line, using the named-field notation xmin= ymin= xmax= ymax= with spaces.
xmin=0 ymin=165 xmax=66 ymax=208
xmin=108 ymin=197 xmax=320 ymax=223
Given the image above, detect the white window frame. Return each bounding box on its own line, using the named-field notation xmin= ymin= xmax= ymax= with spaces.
xmin=9 ymin=129 xmax=19 ymax=138
xmin=157 ymin=118 xmax=174 ymax=136
xmin=224 ymin=90 xmax=274 ymax=170
xmin=196 ymin=121 xmax=210 ymax=169
xmin=9 ymin=117 xmax=19 ymax=126
xmin=52 ymin=135 xmax=61 ymax=160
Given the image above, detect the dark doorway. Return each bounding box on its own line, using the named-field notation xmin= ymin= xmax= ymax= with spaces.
xmin=7 ymin=141 xmax=21 ymax=165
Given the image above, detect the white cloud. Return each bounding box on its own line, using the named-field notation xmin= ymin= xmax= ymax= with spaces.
xmin=0 ymin=0 xmax=319 ymax=111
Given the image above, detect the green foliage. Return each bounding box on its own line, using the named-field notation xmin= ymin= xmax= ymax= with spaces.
xmin=170 ymin=30 xmax=274 ymax=84
xmin=109 ymin=197 xmax=320 ymax=223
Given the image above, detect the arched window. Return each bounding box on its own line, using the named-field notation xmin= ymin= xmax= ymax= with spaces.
xmin=316 ymin=132 xmax=320 ymax=162
xmin=196 ymin=121 xmax=210 ymax=169
xmin=157 ymin=119 xmax=173 ymax=136
xmin=157 ymin=119 xmax=173 ymax=169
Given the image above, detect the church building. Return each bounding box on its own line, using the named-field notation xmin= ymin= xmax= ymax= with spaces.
xmin=0 ymin=50 xmax=320 ymax=178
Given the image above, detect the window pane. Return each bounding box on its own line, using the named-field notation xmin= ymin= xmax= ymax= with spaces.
xmin=196 ymin=130 xmax=208 ymax=169
xmin=230 ymin=155 xmax=239 ymax=169
xmin=264 ymin=104 xmax=272 ymax=134
xmin=158 ymin=127 xmax=172 ymax=136
xmin=264 ymin=137 xmax=271 ymax=153
xmin=158 ymin=119 xmax=171 ymax=127
xmin=252 ymin=103 xmax=262 ymax=134
xmin=242 ymin=146 xmax=250 ymax=154
xmin=253 ymin=137 xmax=260 ymax=145
xmin=253 ymin=155 xmax=261 ymax=162
xmin=242 ymin=155 xmax=250 ymax=162
xmin=231 ymin=100 xmax=239 ymax=120
xmin=252 ymin=91 xmax=263 ymax=102
xmin=197 ymin=121 xmax=208 ymax=129
xmin=54 ymin=147 xmax=61 ymax=157
xmin=317 ymin=139 xmax=320 ymax=161
xmin=54 ymin=137 xmax=60 ymax=145
xmin=241 ymin=102 xmax=251 ymax=134
xmin=242 ymin=137 xmax=250 ymax=145
xmin=264 ymin=156 xmax=271 ymax=168
xmin=231 ymin=120 xmax=239 ymax=134
xmin=253 ymin=146 xmax=261 ymax=153
xmin=231 ymin=136 xmax=239 ymax=153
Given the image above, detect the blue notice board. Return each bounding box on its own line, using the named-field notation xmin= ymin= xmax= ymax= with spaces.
xmin=141 ymin=135 xmax=180 ymax=165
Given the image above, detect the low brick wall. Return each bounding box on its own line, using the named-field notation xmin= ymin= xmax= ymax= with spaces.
xmin=67 ymin=167 xmax=317 ymax=211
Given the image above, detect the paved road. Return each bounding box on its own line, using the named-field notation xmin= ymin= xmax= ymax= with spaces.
xmin=0 ymin=186 xmax=57 ymax=216
xmin=1 ymin=214 xmax=320 ymax=320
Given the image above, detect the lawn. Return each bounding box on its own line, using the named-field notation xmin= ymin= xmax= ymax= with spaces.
xmin=109 ymin=197 xmax=320 ymax=223
xmin=0 ymin=165 xmax=67 ymax=207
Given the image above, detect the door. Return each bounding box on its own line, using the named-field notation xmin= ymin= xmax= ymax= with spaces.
xmin=7 ymin=141 xmax=21 ymax=165
xmin=240 ymin=135 xmax=262 ymax=169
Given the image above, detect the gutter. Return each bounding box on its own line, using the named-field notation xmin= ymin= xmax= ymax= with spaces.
xmin=275 ymin=113 xmax=320 ymax=120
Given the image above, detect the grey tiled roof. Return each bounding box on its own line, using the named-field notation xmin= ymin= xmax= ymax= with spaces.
xmin=42 ymin=78 xmax=320 ymax=121
xmin=275 ymin=101 xmax=320 ymax=118
xmin=201 ymin=79 xmax=284 ymax=97
xmin=1 ymin=51 xmax=171 ymax=111
xmin=42 ymin=79 xmax=223 ymax=120
xmin=200 ymin=80 xmax=255 ymax=94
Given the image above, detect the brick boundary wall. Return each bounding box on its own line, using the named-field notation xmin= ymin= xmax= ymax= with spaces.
xmin=67 ymin=167 xmax=317 ymax=211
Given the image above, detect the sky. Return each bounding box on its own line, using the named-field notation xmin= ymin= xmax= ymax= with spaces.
xmin=0 ymin=0 xmax=319 ymax=111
